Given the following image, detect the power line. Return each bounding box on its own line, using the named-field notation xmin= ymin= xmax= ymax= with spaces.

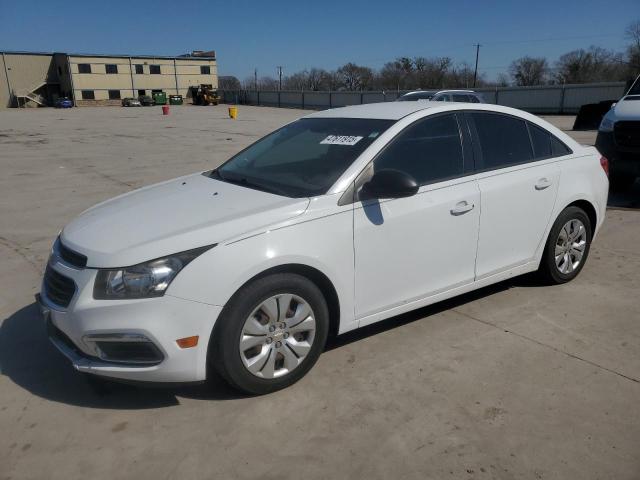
xmin=482 ymin=33 xmax=624 ymax=46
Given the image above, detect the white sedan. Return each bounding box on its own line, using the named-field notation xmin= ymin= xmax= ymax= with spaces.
xmin=39 ymin=102 xmax=609 ymax=394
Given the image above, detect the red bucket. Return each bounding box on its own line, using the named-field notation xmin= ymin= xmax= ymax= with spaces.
xmin=162 ymin=105 xmax=170 ymax=115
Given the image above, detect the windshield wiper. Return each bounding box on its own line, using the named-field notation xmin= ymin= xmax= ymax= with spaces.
xmin=213 ymin=171 xmax=289 ymax=197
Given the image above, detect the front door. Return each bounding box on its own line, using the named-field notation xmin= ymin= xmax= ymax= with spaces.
xmin=353 ymin=113 xmax=480 ymax=323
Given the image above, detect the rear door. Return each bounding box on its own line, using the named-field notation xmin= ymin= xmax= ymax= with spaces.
xmin=467 ymin=112 xmax=562 ymax=279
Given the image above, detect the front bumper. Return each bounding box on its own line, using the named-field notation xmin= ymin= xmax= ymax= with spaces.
xmin=38 ymin=259 xmax=222 ymax=383
xmin=596 ymin=131 xmax=640 ymax=176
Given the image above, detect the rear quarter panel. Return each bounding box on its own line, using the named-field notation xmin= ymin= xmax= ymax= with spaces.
xmin=540 ymin=148 xmax=608 ymax=261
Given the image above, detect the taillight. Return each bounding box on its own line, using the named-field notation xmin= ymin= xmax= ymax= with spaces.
xmin=600 ymin=156 xmax=609 ymax=177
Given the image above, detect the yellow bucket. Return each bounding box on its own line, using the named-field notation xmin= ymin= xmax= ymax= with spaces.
xmin=228 ymin=106 xmax=238 ymax=119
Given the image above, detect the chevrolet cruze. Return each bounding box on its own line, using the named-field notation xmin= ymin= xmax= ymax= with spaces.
xmin=38 ymin=102 xmax=609 ymax=394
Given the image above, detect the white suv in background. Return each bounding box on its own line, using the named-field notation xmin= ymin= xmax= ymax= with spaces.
xmin=596 ymin=75 xmax=640 ymax=190
xmin=39 ymin=102 xmax=608 ymax=394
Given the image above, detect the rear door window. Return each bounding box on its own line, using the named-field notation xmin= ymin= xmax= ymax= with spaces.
xmin=527 ymin=121 xmax=572 ymax=159
xmin=528 ymin=122 xmax=553 ymax=159
xmin=452 ymin=94 xmax=469 ymax=102
xmin=470 ymin=112 xmax=533 ymax=170
xmin=374 ymin=114 xmax=464 ymax=185
xmin=551 ymin=136 xmax=572 ymax=156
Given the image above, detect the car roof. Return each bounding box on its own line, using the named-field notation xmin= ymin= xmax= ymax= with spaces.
xmin=401 ymin=90 xmax=437 ymax=96
xmin=306 ymin=102 xmax=436 ymax=120
xmin=435 ymin=90 xmax=477 ymax=94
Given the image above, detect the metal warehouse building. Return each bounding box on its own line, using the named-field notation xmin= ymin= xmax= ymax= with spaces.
xmin=0 ymin=50 xmax=218 ymax=107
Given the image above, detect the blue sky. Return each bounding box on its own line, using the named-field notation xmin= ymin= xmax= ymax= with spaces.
xmin=0 ymin=0 xmax=636 ymax=81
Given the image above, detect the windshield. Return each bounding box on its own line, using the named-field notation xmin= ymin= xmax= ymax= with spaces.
xmin=213 ymin=118 xmax=394 ymax=197
xmin=398 ymin=92 xmax=434 ymax=101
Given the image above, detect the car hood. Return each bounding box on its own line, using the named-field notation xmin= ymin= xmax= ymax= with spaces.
xmin=61 ymin=173 xmax=310 ymax=268
xmin=612 ymin=96 xmax=640 ymax=121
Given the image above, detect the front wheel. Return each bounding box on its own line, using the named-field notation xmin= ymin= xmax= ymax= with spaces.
xmin=209 ymin=273 xmax=329 ymax=395
xmin=537 ymin=206 xmax=592 ymax=284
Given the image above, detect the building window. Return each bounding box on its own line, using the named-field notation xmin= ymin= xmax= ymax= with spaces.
xmin=200 ymin=65 xmax=211 ymax=75
xmin=81 ymin=90 xmax=95 ymax=100
xmin=105 ymin=64 xmax=118 ymax=74
xmin=150 ymin=65 xmax=161 ymax=74
xmin=135 ymin=64 xmax=144 ymax=74
xmin=78 ymin=64 xmax=91 ymax=74
xmin=108 ymin=90 xmax=121 ymax=100
xmin=138 ymin=89 xmax=146 ymax=96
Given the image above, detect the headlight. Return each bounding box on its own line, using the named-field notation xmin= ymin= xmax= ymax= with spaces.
xmin=93 ymin=245 xmax=214 ymax=299
xmin=598 ymin=117 xmax=614 ymax=132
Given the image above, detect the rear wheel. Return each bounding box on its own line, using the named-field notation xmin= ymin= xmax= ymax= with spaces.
xmin=210 ymin=273 xmax=329 ymax=395
xmin=537 ymin=206 xmax=592 ymax=284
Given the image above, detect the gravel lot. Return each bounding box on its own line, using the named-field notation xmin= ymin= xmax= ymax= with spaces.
xmin=0 ymin=105 xmax=638 ymax=480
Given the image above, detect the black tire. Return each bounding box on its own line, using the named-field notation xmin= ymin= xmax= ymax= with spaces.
xmin=537 ymin=206 xmax=592 ymax=284
xmin=209 ymin=273 xmax=329 ymax=395
xmin=609 ymin=171 xmax=636 ymax=192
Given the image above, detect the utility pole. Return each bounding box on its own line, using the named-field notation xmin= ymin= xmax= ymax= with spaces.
xmin=277 ymin=66 xmax=283 ymax=91
xmin=473 ymin=43 xmax=481 ymax=88
xmin=254 ymin=68 xmax=258 ymax=91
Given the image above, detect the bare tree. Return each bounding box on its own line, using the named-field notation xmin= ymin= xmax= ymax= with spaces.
xmin=336 ymin=63 xmax=374 ymax=90
xmin=415 ymin=56 xmax=452 ymax=88
xmin=495 ymin=73 xmax=510 ymax=87
xmin=307 ymin=68 xmax=330 ymax=91
xmin=378 ymin=61 xmax=406 ymax=90
xmin=218 ymin=76 xmax=241 ymax=90
xmin=241 ymin=76 xmax=256 ymax=90
xmin=283 ymin=71 xmax=308 ymax=90
xmin=258 ymin=76 xmax=279 ymax=90
xmin=625 ymin=20 xmax=640 ymax=73
xmin=509 ymin=56 xmax=548 ymax=86
xmin=554 ymin=46 xmax=627 ymax=83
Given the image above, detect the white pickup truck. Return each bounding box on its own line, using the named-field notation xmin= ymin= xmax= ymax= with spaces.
xmin=596 ymin=75 xmax=640 ymax=190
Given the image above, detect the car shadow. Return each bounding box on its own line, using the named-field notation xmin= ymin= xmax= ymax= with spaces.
xmin=0 ymin=303 xmax=246 ymax=409
xmin=1 ymin=273 xmax=541 ymax=409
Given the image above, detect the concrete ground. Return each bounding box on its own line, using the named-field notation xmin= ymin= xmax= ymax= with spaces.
xmin=0 ymin=105 xmax=638 ymax=480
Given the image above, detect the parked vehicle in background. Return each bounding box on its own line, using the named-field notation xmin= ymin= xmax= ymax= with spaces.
xmin=396 ymin=90 xmax=437 ymax=101
xmin=54 ymin=97 xmax=73 ymax=108
xmin=38 ymin=102 xmax=608 ymax=395
xmin=431 ymin=90 xmax=484 ymax=103
xmin=191 ymin=84 xmax=220 ymax=105
xmin=122 ymin=97 xmax=142 ymax=107
xmin=596 ymin=75 xmax=640 ymax=190
xmin=152 ymin=91 xmax=167 ymax=105
xmin=397 ymin=90 xmax=484 ymax=103
xmin=139 ymin=95 xmax=154 ymax=106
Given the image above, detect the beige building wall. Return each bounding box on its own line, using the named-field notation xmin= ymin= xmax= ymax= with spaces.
xmin=68 ymin=55 xmax=217 ymax=105
xmin=0 ymin=52 xmax=57 ymax=107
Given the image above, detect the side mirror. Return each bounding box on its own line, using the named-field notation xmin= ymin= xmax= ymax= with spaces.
xmin=360 ymin=169 xmax=419 ymax=200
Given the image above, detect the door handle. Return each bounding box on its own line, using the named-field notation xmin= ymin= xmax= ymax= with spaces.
xmin=535 ymin=178 xmax=552 ymax=190
xmin=450 ymin=201 xmax=474 ymax=216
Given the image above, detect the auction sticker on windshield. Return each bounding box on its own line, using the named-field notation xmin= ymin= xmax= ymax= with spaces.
xmin=320 ymin=135 xmax=363 ymax=146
